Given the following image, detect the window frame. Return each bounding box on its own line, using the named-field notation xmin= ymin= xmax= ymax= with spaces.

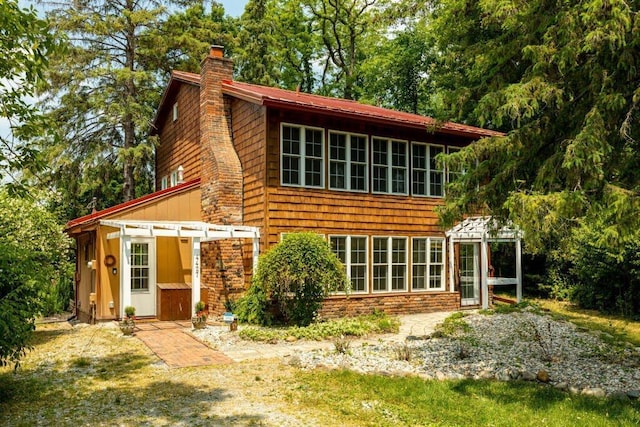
xmin=411 ymin=142 xmax=445 ymax=198
xmin=329 ymin=235 xmax=369 ymax=294
xmin=328 ymin=131 xmax=369 ymax=193
xmin=447 ymin=145 xmax=465 ymax=188
xmin=172 ymin=102 xmax=178 ymax=122
xmin=280 ymin=123 xmax=325 ymax=189
xmin=170 ymin=169 xmax=179 ymax=187
xmin=160 ymin=176 xmax=168 ymax=190
xmin=411 ymin=237 xmax=446 ymax=292
xmin=372 ymin=236 xmax=408 ymax=293
xmin=371 ymin=137 xmax=409 ymax=196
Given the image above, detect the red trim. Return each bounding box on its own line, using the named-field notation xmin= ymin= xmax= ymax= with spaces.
xmin=65 ymin=178 xmax=200 ymax=230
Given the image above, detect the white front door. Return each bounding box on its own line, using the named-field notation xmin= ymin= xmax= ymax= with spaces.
xmin=129 ymin=238 xmax=156 ymax=317
xmin=460 ymin=243 xmax=480 ymax=306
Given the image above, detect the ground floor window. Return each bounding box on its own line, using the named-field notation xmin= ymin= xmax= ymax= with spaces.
xmin=412 ymin=237 xmax=445 ymax=291
xmin=329 ymin=235 xmax=368 ymax=293
xmin=373 ymin=236 xmax=408 ymax=292
xmin=130 ymin=242 xmax=150 ymax=291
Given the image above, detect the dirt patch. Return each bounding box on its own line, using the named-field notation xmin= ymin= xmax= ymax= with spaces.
xmin=0 ymin=322 xmax=318 ymax=426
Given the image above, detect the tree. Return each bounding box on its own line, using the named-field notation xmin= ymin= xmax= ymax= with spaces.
xmin=236 ymin=233 xmax=348 ymax=326
xmin=40 ymin=0 xmax=234 ymax=220
xmin=305 ymin=0 xmax=381 ymax=99
xmin=0 ymin=189 xmax=73 ymax=367
xmin=0 ymin=0 xmax=61 ymax=193
xmin=427 ymin=0 xmax=640 ymax=255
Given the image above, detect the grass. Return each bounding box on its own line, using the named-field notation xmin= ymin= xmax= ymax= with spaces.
xmin=3 ymin=304 xmax=640 ymax=426
xmin=535 ymin=299 xmax=640 ymax=347
xmin=287 ymin=370 xmax=640 ymax=427
xmin=238 ymin=312 xmax=400 ymax=342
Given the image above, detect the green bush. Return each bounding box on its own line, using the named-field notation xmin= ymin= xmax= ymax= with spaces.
xmin=550 ymin=217 xmax=640 ymax=317
xmin=0 ymin=190 xmax=73 ymax=367
xmin=236 ymin=233 xmax=349 ymax=326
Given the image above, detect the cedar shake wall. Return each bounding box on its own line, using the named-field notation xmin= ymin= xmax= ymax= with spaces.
xmin=155 ymin=84 xmax=200 ymax=189
xmin=199 ymin=47 xmax=245 ymax=315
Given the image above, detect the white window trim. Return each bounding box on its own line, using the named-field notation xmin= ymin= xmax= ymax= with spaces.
xmin=446 ymin=146 xmax=465 ymax=192
xmin=160 ymin=176 xmax=168 ymax=190
xmin=280 ymin=123 xmax=325 ymax=189
xmin=170 ymin=169 xmax=179 ymax=187
xmin=411 ymin=142 xmax=445 ymax=198
xmin=411 ymin=237 xmax=446 ymax=292
xmin=172 ymin=102 xmax=178 ymax=122
xmin=328 ymin=131 xmax=369 ymax=193
xmin=329 ymin=235 xmax=369 ymax=294
xmin=371 ymin=137 xmax=409 ymax=196
xmin=372 ymin=236 xmax=408 ymax=293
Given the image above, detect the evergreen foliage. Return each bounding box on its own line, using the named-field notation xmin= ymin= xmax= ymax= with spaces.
xmin=236 ymin=233 xmax=349 ymax=326
xmin=428 ymin=0 xmax=640 ymax=256
xmin=0 ymin=190 xmax=73 ymax=367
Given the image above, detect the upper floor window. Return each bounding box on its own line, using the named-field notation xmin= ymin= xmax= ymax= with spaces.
xmin=447 ymin=146 xmax=464 ymax=184
xmin=372 ymin=138 xmax=408 ymax=195
xmin=329 ymin=132 xmax=368 ymax=192
xmin=172 ymin=102 xmax=178 ymax=122
xmin=170 ymin=169 xmax=179 ymax=187
xmin=160 ymin=176 xmax=168 ymax=190
xmin=412 ymin=143 xmax=444 ymax=197
xmin=281 ymin=124 xmax=324 ymax=188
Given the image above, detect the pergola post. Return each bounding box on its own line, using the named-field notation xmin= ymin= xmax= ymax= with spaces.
xmin=481 ymin=235 xmax=489 ymax=309
xmin=121 ymin=235 xmax=132 ymax=319
xmin=516 ymin=237 xmax=522 ymax=303
xmin=252 ymin=234 xmax=260 ymax=272
xmin=191 ymin=237 xmax=201 ymax=315
xmin=448 ymin=237 xmax=455 ymax=292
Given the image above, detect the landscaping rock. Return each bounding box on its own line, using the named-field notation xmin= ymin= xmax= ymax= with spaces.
xmin=521 ymin=370 xmax=536 ymax=381
xmin=627 ymin=390 xmax=640 ymax=400
xmin=609 ymin=391 xmax=629 ymax=401
xmin=285 ymin=336 xmax=298 ymax=343
xmin=569 ymin=385 xmax=581 ymax=395
xmin=581 ymin=388 xmax=606 ymax=398
xmin=554 ymin=382 xmax=568 ymax=391
xmin=478 ymin=369 xmax=494 ymax=380
xmin=536 ymin=370 xmax=550 ymax=383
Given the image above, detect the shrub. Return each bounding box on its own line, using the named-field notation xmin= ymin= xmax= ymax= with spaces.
xmin=0 ymin=190 xmax=73 ymax=367
xmin=236 ymin=233 xmax=349 ymax=326
xmin=552 ymin=218 xmax=640 ymax=317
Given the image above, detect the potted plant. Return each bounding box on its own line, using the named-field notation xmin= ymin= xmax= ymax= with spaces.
xmin=119 ymin=305 xmax=136 ymax=336
xmin=192 ymin=301 xmax=207 ymax=329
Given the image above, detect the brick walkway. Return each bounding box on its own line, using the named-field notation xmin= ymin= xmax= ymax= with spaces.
xmin=134 ymin=322 xmax=233 ymax=368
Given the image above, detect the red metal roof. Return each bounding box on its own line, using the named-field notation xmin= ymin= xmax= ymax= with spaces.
xmin=221 ymin=80 xmax=503 ymax=138
xmin=65 ymin=178 xmax=201 ymax=231
xmin=159 ymin=71 xmax=501 ymax=138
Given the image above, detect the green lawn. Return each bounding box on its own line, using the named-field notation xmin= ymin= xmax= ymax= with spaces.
xmin=287 ymin=370 xmax=640 ymax=426
xmin=2 ymin=305 xmax=640 ymax=426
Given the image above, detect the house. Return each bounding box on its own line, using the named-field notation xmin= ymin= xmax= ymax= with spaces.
xmin=66 ymin=45 xmax=522 ymax=323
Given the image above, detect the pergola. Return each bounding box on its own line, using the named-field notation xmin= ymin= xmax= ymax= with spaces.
xmin=445 ymin=216 xmax=523 ymax=309
xmin=100 ymin=220 xmax=260 ymax=317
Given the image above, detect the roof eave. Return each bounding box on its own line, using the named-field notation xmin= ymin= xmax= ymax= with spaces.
xmin=150 ymin=73 xmax=201 ymax=136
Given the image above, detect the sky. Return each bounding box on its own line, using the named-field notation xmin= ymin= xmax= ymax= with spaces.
xmin=0 ymin=0 xmax=249 ymax=142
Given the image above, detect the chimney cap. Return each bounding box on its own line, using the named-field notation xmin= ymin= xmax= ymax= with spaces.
xmin=209 ymin=45 xmax=224 ymax=58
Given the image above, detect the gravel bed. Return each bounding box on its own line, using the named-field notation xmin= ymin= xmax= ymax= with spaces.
xmin=291 ymin=310 xmax=640 ymax=397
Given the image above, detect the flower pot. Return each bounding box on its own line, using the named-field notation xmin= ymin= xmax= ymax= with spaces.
xmin=191 ymin=316 xmax=207 ymax=330
xmin=119 ymin=319 xmax=135 ymax=336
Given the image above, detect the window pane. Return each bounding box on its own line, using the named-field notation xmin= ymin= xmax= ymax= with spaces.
xmin=351 ymin=164 xmax=366 ymax=190
xmin=330 ymin=162 xmax=346 ymax=189
xmin=413 ymin=265 xmax=426 ymax=289
xmin=330 ymin=237 xmax=347 ymax=263
xmin=351 ymin=136 xmax=366 ymax=163
xmin=305 ymin=158 xmax=322 ymax=186
xmin=373 ymin=266 xmax=387 ymax=291
xmin=352 ymin=237 xmax=367 ymax=264
xmin=392 ymin=265 xmax=406 ymax=290
xmin=413 ymin=239 xmax=426 ymax=263
xmin=351 ymin=266 xmax=366 ymax=292
xmin=330 ymin=133 xmax=346 ymax=160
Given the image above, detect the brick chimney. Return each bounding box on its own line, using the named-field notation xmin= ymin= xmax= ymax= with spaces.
xmin=199 ymin=45 xmax=245 ymax=314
